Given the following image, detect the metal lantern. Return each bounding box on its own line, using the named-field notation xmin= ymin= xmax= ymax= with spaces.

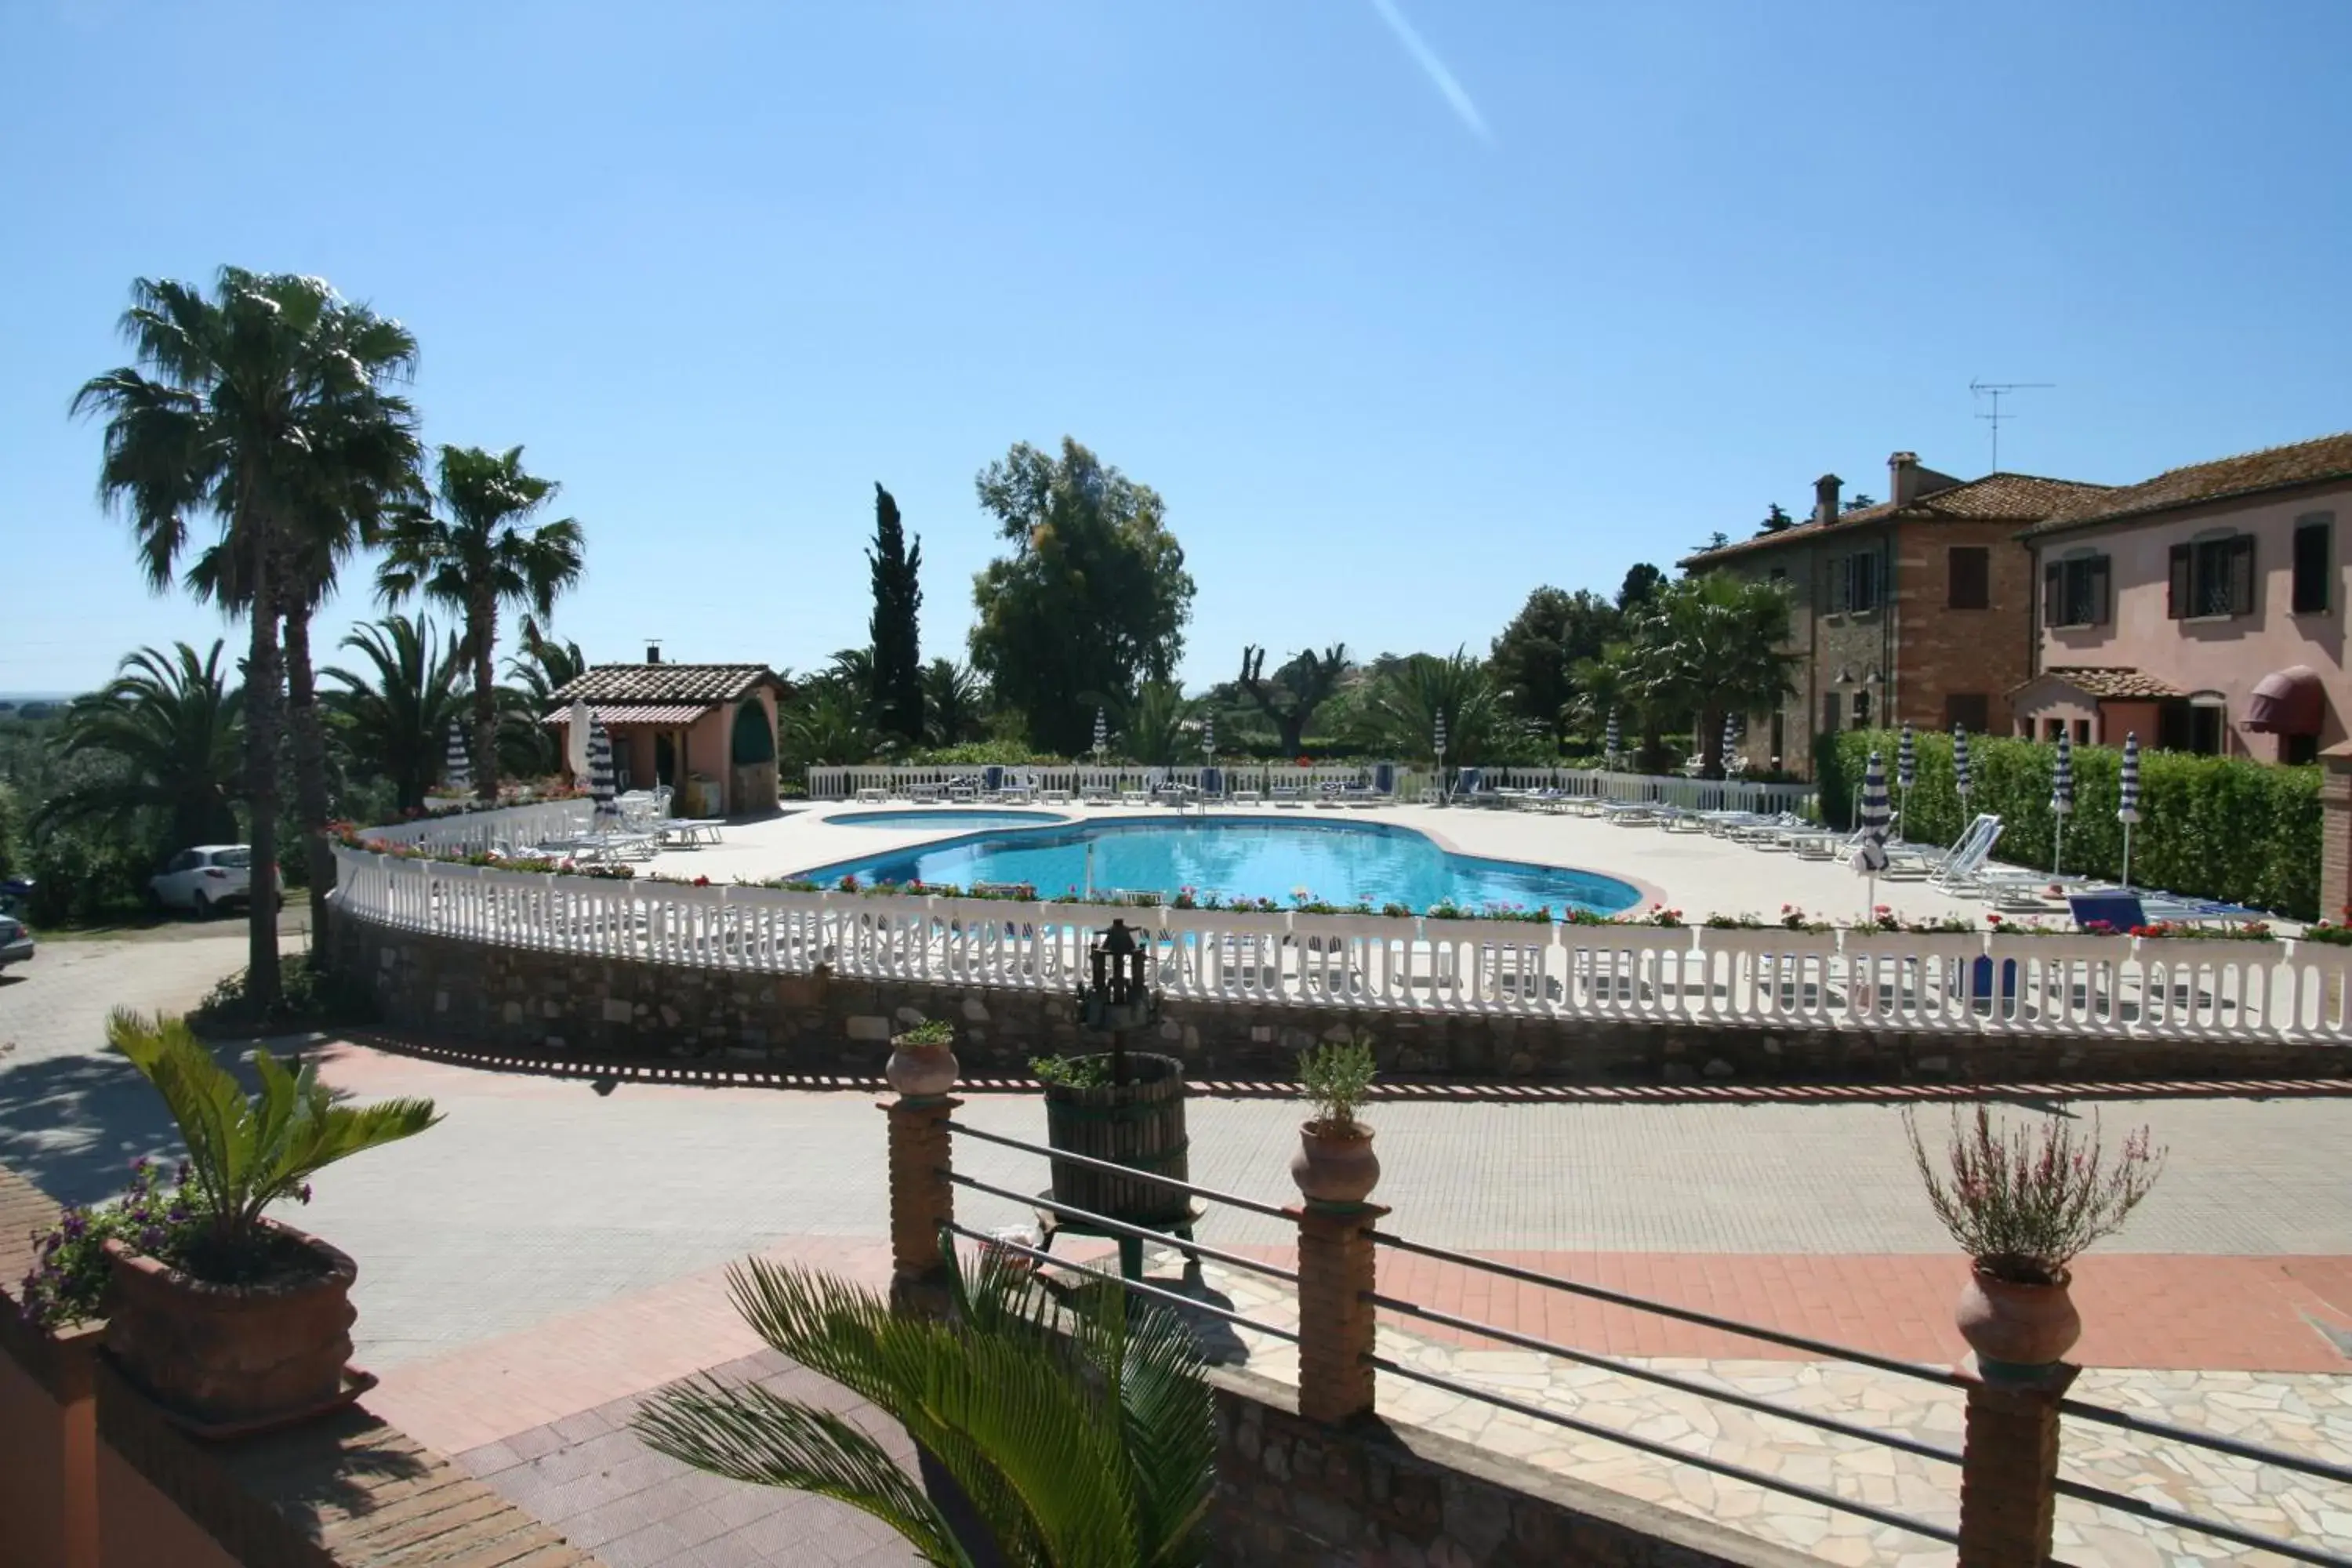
xmin=1082 ymin=918 xmax=1160 ymax=1035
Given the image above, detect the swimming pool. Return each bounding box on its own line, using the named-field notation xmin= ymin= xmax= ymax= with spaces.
xmin=794 ymin=817 xmax=1642 ymax=916
xmin=824 ymin=809 xmax=1070 ymax=830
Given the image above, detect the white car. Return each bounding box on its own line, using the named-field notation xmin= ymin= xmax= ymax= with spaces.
xmin=147 ymin=845 xmax=258 ymax=918
xmin=0 ymin=914 xmax=31 ymax=971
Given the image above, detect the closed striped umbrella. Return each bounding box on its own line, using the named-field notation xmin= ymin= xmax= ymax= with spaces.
xmin=2118 ymin=731 xmax=2141 ymax=888
xmin=2049 ymin=731 xmax=2074 ymax=875
xmin=1092 ymin=706 xmax=1108 ymax=758
xmin=1952 ymin=724 xmax=1972 ymax=805
xmin=1896 ymin=722 xmax=1916 ymax=840
xmin=1201 ymin=710 xmax=1215 ymax=760
xmin=1720 ymin=712 xmax=1739 ymax=775
xmin=1604 ymin=710 xmax=1621 ymax=765
xmin=444 ymin=722 xmax=470 ymax=797
xmin=1851 ymin=751 xmax=1892 ymax=905
xmin=588 ymin=722 xmax=618 ymax=827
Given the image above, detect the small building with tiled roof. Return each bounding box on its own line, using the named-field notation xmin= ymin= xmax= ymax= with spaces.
xmin=2019 ymin=431 xmax=2351 ymax=762
xmin=546 ymin=652 xmax=788 ymax=815
xmin=1678 ymin=451 xmax=2109 ymax=778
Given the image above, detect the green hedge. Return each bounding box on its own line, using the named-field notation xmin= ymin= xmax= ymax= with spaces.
xmin=1816 ymin=728 xmax=2321 ymax=919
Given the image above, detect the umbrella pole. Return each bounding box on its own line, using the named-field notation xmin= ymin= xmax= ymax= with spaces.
xmin=2053 ymin=818 xmax=2064 ymax=878
xmin=2122 ymin=822 xmax=2132 ymax=891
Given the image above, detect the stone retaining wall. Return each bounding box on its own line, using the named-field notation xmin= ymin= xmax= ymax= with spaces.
xmin=331 ymin=913 xmax=2351 ymax=1085
xmin=1207 ymin=1367 xmax=1803 ymax=1566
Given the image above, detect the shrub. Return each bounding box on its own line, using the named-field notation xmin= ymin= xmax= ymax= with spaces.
xmin=21 ymin=826 xmax=147 ymax=927
xmin=897 ymin=1018 xmax=953 ymax=1047
xmin=192 ymin=952 xmax=380 ymax=1033
xmin=1904 ymin=1104 xmax=2165 ymax=1285
xmin=1300 ymin=1035 xmax=1377 ymax=1132
xmin=18 ymin=1156 xmax=212 ymax=1329
xmin=1029 ymin=1054 xmax=1115 ymax=1089
xmin=1820 ymin=728 xmax=2319 ymax=918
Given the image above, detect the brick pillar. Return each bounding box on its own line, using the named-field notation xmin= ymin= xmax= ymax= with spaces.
xmin=1956 ymin=1363 xmax=2077 ymax=1567
xmin=1294 ymin=1201 xmax=1386 ymax=1425
xmin=2321 ymin=745 xmax=2352 ymax=925
xmin=883 ymin=1094 xmax=959 ymax=1318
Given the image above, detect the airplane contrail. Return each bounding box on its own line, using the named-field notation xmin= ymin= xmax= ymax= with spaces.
xmin=1367 ymin=0 xmax=1492 ymax=143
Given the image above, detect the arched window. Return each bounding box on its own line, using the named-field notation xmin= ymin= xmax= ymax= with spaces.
xmin=731 ymin=701 xmax=776 ymax=765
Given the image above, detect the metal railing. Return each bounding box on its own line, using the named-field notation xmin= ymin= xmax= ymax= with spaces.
xmin=333 ymin=839 xmax=2352 ymax=1043
xmin=1363 ymin=1231 xmax=2352 ymax=1566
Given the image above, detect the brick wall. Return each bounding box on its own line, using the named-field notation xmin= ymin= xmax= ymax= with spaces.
xmin=1207 ymin=1366 xmax=1806 ymax=1567
xmin=333 ymin=913 xmax=2352 ymax=1087
xmin=1893 ymin=519 xmax=2039 ymax=736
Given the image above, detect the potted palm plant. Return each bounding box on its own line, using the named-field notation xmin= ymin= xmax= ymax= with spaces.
xmin=1907 ymin=1104 xmax=2165 ymax=1372
xmin=95 ymin=1009 xmax=440 ymax=1432
xmin=884 ymin=1016 xmax=957 ymax=1099
xmin=634 ymin=1241 xmax=1214 ymax=1563
xmin=1292 ymin=1034 xmax=1379 ymax=1207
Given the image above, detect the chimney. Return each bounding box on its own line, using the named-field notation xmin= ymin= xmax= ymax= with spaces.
xmin=646 ymin=641 xmax=662 ymax=664
xmin=1813 ymin=473 xmax=1842 ymax=524
xmin=1889 ymin=452 xmax=1922 ymax=509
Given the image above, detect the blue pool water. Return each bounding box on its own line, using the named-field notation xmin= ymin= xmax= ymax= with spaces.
xmin=796 ymin=817 xmax=1642 ymax=916
xmin=825 ymin=809 xmax=1069 ymax=830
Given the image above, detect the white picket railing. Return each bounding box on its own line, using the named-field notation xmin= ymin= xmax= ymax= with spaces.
xmin=359 ymin=799 xmax=594 ymax=855
xmin=802 ymin=764 xmax=1816 ymax=815
xmin=331 ymin=845 xmax=2350 ymax=1044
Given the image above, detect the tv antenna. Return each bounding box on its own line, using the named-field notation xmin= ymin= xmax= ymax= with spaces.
xmin=1969 ymin=380 xmax=2053 ymax=473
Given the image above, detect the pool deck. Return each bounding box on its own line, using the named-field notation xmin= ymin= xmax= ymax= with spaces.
xmin=644 ymin=803 xmax=2048 ymax=928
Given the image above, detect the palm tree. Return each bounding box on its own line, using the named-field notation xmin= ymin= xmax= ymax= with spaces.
xmin=1621 ymin=572 xmax=1798 ymax=777
xmin=75 ymin=268 xmax=419 ymax=1007
xmin=499 ymin=618 xmax=588 ymax=779
xmin=32 ymin=642 xmax=243 ymax=855
xmin=779 ymin=682 xmax=881 ymax=767
xmin=324 ymin=615 xmax=471 ymax=814
xmin=1352 ymin=648 xmax=1512 ymax=763
xmin=921 ymin=659 xmax=989 ymax=749
xmin=634 ymin=1245 xmax=1214 ymax=1566
xmin=376 ymin=445 xmax=584 ymax=804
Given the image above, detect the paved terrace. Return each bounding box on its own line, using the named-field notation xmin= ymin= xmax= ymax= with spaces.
xmin=638 ymin=801 xmax=2043 ymax=927
xmin=4 ymin=930 xmax=2346 ymax=1564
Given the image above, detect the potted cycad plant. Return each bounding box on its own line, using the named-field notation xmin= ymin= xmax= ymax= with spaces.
xmin=94 ymin=1009 xmax=440 ymax=1432
xmin=1907 ymin=1104 xmax=2165 ymax=1371
xmin=1292 ymin=1034 xmax=1379 ymax=1207
xmin=884 ymin=1016 xmax=957 ymax=1099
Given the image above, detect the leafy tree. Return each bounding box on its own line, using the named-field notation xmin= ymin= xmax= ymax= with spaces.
xmin=779 ymin=682 xmax=880 ymax=768
xmin=1351 ymin=648 xmax=1515 ymax=763
xmin=866 ymin=484 xmax=924 ymax=744
xmin=376 ymin=445 xmax=585 ymax=804
xmin=1622 ymin=572 xmax=1798 ymax=777
xmin=1617 ymin=562 xmax=1665 ymax=611
xmin=325 ymin=615 xmax=471 ymax=813
xmin=1236 ymin=644 xmax=1349 ymax=756
xmin=921 ymin=659 xmax=989 ymax=748
xmin=31 ymin=642 xmax=243 ymax=854
xmin=969 ymin=438 xmax=1195 ymax=754
xmin=1759 ymin=504 xmax=1795 ymax=534
xmin=1843 ymin=492 xmax=1878 ymax=512
xmin=635 ymin=1244 xmax=1214 ymax=1567
xmin=1489 ymin=589 xmax=1620 ymax=746
xmin=1096 ymin=680 xmax=1195 ymax=765
xmin=500 ymin=619 xmax=587 ymax=779
xmin=75 ymin=268 xmax=419 ymax=1008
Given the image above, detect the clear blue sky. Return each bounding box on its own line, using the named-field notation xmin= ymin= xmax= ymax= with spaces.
xmin=4 ymin=0 xmax=2349 ymax=695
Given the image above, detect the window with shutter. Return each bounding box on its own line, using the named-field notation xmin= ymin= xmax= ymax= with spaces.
xmin=2227 ymin=535 xmax=2255 ymax=615
xmin=2088 ymin=556 xmax=2111 ymax=625
xmin=2169 ymin=543 xmax=2192 ymax=619
xmin=2044 ymin=562 xmax=2063 ymax=627
xmin=1949 ymin=547 xmax=1990 ymax=609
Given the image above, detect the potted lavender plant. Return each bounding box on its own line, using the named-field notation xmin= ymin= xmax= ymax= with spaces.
xmin=1292 ymin=1035 xmax=1380 ymax=1207
xmin=1907 ymin=1104 xmax=2165 ymax=1370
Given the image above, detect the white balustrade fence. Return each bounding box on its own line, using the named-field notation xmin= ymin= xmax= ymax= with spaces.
xmin=802 ymin=764 xmax=1815 ymax=815
xmin=332 ymin=844 xmax=2351 ymax=1044
xmin=360 ymin=799 xmax=593 ymax=855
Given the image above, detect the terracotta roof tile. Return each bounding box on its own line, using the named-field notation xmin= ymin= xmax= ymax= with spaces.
xmin=2017 ymin=666 xmax=2183 ymax=700
xmin=546 ymin=663 xmax=779 ymax=706
xmin=2026 ymin=430 xmax=2352 ymax=536
xmin=539 ymin=702 xmax=715 ymax=727
xmin=1684 ymin=473 xmax=2111 ymax=567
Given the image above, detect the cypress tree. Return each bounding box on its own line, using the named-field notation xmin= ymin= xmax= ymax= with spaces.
xmin=867 ymin=483 xmax=925 ymax=742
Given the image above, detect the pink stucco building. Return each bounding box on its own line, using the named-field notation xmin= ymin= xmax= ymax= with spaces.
xmin=2013 ymin=432 xmax=2352 ymax=764
xmin=545 ymin=655 xmax=786 ymax=815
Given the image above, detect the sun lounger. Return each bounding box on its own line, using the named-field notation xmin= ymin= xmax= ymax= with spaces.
xmin=659 ymin=818 xmax=726 ymax=846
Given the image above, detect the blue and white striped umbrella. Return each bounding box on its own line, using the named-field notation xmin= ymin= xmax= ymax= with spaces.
xmin=1952 ymin=724 xmax=1972 ymax=803
xmin=1721 ymin=712 xmax=1738 ymax=771
xmin=1897 ymin=723 xmax=1916 ymax=793
xmin=2118 ymin=731 xmax=2142 ymax=887
xmin=1201 ymin=710 xmax=1215 ymax=760
xmin=1851 ymin=750 xmax=1892 ymax=879
xmin=444 ymin=721 xmax=470 ymax=796
xmin=1092 ymin=706 xmax=1108 ymax=757
xmin=1604 ymin=710 xmax=1621 ymax=763
xmin=2049 ymin=730 xmax=2074 ymax=875
xmin=587 ymin=722 xmax=619 ymax=826
xmin=1434 ymin=711 xmax=1448 ymax=757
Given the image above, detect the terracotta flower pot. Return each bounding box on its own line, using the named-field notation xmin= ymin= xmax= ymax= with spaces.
xmin=103 ymin=1221 xmax=358 ymax=1432
xmin=1955 ymin=1266 xmax=2081 ymax=1370
xmin=1292 ymin=1120 xmax=1379 ymax=1207
xmin=885 ymin=1036 xmax=959 ymax=1098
